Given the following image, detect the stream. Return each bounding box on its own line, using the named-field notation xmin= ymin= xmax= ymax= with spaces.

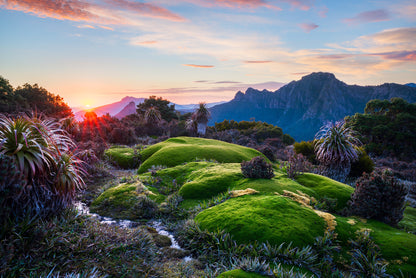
xmin=74 ymin=202 xmax=192 ymax=262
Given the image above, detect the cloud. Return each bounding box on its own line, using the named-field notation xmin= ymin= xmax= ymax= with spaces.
xmin=174 ymin=0 xmax=281 ymax=10
xmin=183 ymin=64 xmax=215 ymax=68
xmin=278 ymin=0 xmax=313 ymax=11
xmin=370 ymin=51 xmax=416 ymax=61
xmin=244 ymin=60 xmax=273 ymax=63
xmin=103 ymin=0 xmax=185 ymax=22
xmin=135 ymin=40 xmax=158 ymax=45
xmin=77 ymin=24 xmax=95 ymax=29
xmin=298 ymin=22 xmax=318 ymax=32
xmin=343 ymin=9 xmax=390 ymax=25
xmin=318 ymin=6 xmax=328 ymax=18
xmin=0 ymin=0 xmax=185 ymax=25
xmin=214 ymin=81 xmax=241 ymax=84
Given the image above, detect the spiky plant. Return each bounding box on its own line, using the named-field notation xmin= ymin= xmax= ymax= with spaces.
xmin=314 ymin=121 xmax=361 ymax=182
xmin=144 ymin=106 xmax=162 ymax=125
xmin=0 ymin=115 xmax=85 ymax=218
xmin=193 ymin=102 xmax=211 ymax=136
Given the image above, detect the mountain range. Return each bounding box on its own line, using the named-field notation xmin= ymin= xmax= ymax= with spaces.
xmin=209 ymin=72 xmax=416 ymax=141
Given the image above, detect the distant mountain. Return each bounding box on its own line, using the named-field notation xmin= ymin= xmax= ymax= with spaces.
xmin=74 ymin=96 xmax=145 ymax=121
xmin=209 ymin=72 xmax=416 ymax=141
xmin=114 ymin=101 xmax=137 ymax=119
xmin=406 ymin=83 xmax=416 ymax=88
xmin=175 ymin=101 xmax=227 ymax=113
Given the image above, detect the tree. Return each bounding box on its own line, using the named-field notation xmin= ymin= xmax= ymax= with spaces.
xmin=0 ymin=76 xmax=14 ymax=112
xmin=144 ymin=106 xmax=162 ymax=125
xmin=136 ymin=96 xmax=176 ymax=122
xmin=193 ymin=102 xmax=211 ymax=136
xmin=345 ymin=98 xmax=416 ymax=159
xmin=314 ymin=121 xmax=361 ymax=182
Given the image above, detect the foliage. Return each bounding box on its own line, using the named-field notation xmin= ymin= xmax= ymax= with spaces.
xmin=314 ymin=121 xmax=361 ymax=182
xmin=144 ymin=106 xmax=162 ymax=125
xmin=345 ymin=98 xmax=416 ymax=159
xmin=294 ymin=141 xmax=316 ymax=164
xmin=282 ymin=153 xmax=312 ymax=179
xmin=136 ymin=95 xmax=177 ymax=122
xmin=193 ymin=102 xmax=211 ymax=135
xmin=348 ymin=169 xmax=408 ymax=226
xmin=348 ymin=229 xmax=390 ymax=277
xmin=0 ymin=209 xmax=157 ymax=277
xmin=241 ymin=156 xmax=275 ymax=179
xmin=138 ymin=137 xmax=264 ymax=173
xmin=257 ymin=144 xmax=276 ymax=162
xmin=210 ymin=119 xmax=294 ymax=145
xmin=0 ymin=77 xmax=72 ymax=118
xmin=349 ymin=147 xmax=374 ymax=177
xmin=0 ymin=115 xmax=85 ymax=219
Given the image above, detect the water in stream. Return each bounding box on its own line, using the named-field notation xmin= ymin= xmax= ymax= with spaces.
xmin=74 ymin=202 xmax=192 ymax=262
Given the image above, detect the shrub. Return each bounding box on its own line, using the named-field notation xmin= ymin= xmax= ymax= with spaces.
xmin=257 ymin=144 xmax=276 ymax=162
xmin=282 ymin=153 xmax=312 ymax=179
xmin=0 ymin=115 xmax=85 ymax=219
xmin=241 ymin=156 xmax=274 ymax=179
xmin=349 ymin=148 xmax=374 ymax=177
xmin=348 ymin=169 xmax=408 ymax=226
xmin=294 ymin=141 xmax=316 ymax=164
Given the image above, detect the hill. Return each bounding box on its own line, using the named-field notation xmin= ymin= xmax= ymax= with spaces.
xmin=209 ymin=72 xmax=416 ymax=141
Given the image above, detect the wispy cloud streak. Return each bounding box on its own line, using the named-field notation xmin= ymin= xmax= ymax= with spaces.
xmin=343 ymin=9 xmax=390 ymax=25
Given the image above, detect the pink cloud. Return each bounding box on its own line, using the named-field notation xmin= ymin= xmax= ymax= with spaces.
xmin=343 ymin=9 xmax=390 ymax=25
xmin=104 ymin=0 xmax=185 ymax=22
xmin=244 ymin=60 xmax=273 ymax=63
xmin=317 ymin=54 xmax=354 ymax=60
xmin=181 ymin=0 xmax=281 ymax=10
xmin=279 ymin=0 xmax=313 ymax=11
xmin=183 ymin=64 xmax=215 ymax=68
xmin=318 ymin=6 xmax=328 ymax=17
xmin=136 ymin=40 xmax=158 ymax=45
xmin=298 ymin=23 xmax=318 ymax=33
xmin=370 ymin=51 xmax=416 ymax=61
xmin=0 ymin=0 xmax=185 ymax=24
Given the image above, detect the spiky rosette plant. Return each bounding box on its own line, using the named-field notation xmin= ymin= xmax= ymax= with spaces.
xmin=0 ymin=114 xmax=85 ymax=219
xmin=314 ymin=121 xmax=361 ymax=182
xmin=144 ymin=106 xmax=162 ymax=125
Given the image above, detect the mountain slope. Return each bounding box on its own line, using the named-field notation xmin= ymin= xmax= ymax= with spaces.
xmin=74 ymin=97 xmax=145 ymax=121
xmin=114 ymin=101 xmax=137 ymax=119
xmin=210 ymin=72 xmax=416 ymax=141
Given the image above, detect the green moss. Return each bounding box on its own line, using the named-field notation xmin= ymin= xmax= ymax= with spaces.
xmin=195 ymin=195 xmax=326 ymax=247
xmin=295 ymin=173 xmax=354 ymax=210
xmin=105 ymin=146 xmax=139 ymax=169
xmin=335 ymin=215 xmax=416 ymax=275
xmin=398 ymin=206 xmax=416 ymax=233
xmin=138 ymin=137 xmax=264 ymax=173
xmin=217 ymin=269 xmax=267 ymax=278
xmin=179 ymin=163 xmax=243 ymax=199
xmin=90 ymin=181 xmax=161 ymax=220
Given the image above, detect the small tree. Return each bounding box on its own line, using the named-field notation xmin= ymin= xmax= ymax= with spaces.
xmin=193 ymin=102 xmax=211 ymax=136
xmin=348 ymin=169 xmax=408 ymax=226
xmin=315 ymin=121 xmax=361 ymax=182
xmin=144 ymin=106 xmax=162 ymax=126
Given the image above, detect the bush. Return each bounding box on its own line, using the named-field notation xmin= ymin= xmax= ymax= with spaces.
xmin=241 ymin=156 xmax=274 ymax=179
xmin=348 ymin=169 xmax=408 ymax=226
xmin=282 ymin=153 xmax=312 ymax=179
xmin=257 ymin=144 xmax=276 ymax=162
xmin=349 ymin=148 xmax=374 ymax=177
xmin=293 ymin=141 xmax=316 ymax=164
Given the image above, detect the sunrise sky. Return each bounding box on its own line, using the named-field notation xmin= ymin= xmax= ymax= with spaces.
xmin=1 ymin=0 xmax=415 ymax=107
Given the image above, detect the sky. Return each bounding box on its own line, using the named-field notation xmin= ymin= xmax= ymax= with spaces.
xmin=0 ymin=0 xmax=415 ymax=108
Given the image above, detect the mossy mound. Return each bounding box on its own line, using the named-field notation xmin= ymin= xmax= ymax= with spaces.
xmin=90 ymin=181 xmax=163 ymax=220
xmin=195 ymin=195 xmax=326 ymax=247
xmin=138 ymin=137 xmax=264 ymax=173
xmin=217 ymin=269 xmax=266 ymax=278
xmin=335 ymin=215 xmax=416 ymax=275
xmin=399 ymin=206 xmax=416 ymax=233
xmin=179 ymin=163 xmax=243 ymax=199
xmin=295 ymin=173 xmax=354 ymax=211
xmin=104 ymin=146 xmax=139 ymax=169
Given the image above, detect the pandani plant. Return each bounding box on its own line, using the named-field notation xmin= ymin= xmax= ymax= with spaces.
xmin=314 ymin=121 xmax=361 ymax=182
xmin=0 ymin=114 xmax=85 ymax=220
